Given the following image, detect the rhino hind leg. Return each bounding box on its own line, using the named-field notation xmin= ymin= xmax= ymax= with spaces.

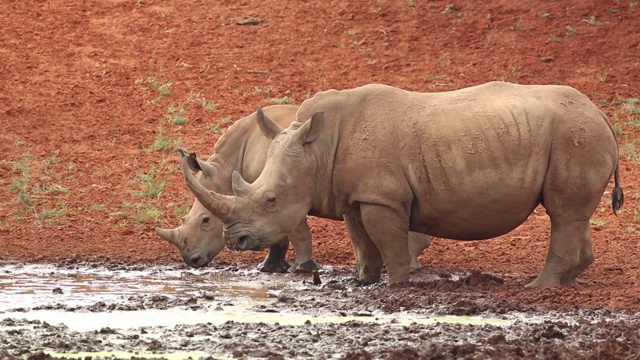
xmin=526 ymin=219 xmax=593 ymax=287
xmin=344 ymin=213 xmax=384 ymax=284
xmin=408 ymin=232 xmax=432 ymax=272
xmin=257 ymin=240 xmax=291 ymax=273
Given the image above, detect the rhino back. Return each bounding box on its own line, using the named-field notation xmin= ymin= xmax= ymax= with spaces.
xmin=299 ymin=82 xmax=617 ymax=239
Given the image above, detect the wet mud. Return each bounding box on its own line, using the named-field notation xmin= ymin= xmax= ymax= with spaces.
xmin=1 ymin=261 xmax=639 ymax=360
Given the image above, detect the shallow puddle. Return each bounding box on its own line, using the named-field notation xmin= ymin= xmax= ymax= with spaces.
xmin=0 ymin=262 xmax=510 ymax=331
xmin=0 ymin=263 xmax=274 ymax=312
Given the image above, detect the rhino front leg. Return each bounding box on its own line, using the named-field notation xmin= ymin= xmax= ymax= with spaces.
xmin=526 ymin=219 xmax=592 ymax=287
xmin=344 ymin=212 xmax=384 ymax=284
xmin=408 ymin=232 xmax=432 ymax=272
xmin=359 ymin=204 xmax=411 ymax=284
xmin=287 ymin=218 xmax=320 ymax=273
xmin=257 ymin=238 xmax=291 ymax=273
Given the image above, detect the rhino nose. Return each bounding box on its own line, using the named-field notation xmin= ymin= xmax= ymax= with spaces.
xmin=237 ymin=235 xmax=249 ymax=250
xmin=189 ymin=254 xmax=205 ymax=268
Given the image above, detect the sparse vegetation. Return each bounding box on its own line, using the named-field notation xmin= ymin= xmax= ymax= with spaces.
xmin=145 ymin=125 xmax=175 ymax=152
xmin=121 ymin=156 xmax=177 ymax=230
xmin=565 ymin=26 xmax=577 ymax=36
xmin=269 ymin=96 xmax=295 ymax=105
xmin=209 ymin=117 xmax=233 ymax=134
xmin=442 ymin=4 xmax=455 ymax=13
xmin=584 ymin=15 xmax=607 ymax=26
xmin=6 ymin=145 xmax=74 ymax=225
xmin=589 ymin=219 xmax=606 ymax=228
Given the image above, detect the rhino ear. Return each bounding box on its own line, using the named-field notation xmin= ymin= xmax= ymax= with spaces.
xmin=294 ymin=111 xmax=324 ymax=144
xmin=180 ymin=150 xmax=218 ymax=179
xmin=256 ymin=106 xmax=284 ymax=139
xmin=231 ymin=170 xmax=252 ymax=197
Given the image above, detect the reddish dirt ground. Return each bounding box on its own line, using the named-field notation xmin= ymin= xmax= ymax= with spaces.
xmin=1 ymin=0 xmax=639 ymax=315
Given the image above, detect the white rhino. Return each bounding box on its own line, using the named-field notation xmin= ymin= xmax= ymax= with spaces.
xmin=156 ymin=105 xmax=303 ymax=272
xmin=158 ymin=105 xmax=433 ymax=272
xmin=182 ymin=82 xmax=623 ymax=287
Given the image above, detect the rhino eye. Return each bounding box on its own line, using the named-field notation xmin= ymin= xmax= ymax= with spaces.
xmin=266 ymin=196 xmax=276 ymax=205
xmin=202 ymin=216 xmax=210 ymax=224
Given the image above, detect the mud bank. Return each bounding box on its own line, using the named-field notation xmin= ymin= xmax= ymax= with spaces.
xmin=1 ymin=261 xmax=638 ymax=359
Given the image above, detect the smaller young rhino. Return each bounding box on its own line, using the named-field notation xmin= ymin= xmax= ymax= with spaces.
xmin=156 ymin=105 xmax=314 ymax=272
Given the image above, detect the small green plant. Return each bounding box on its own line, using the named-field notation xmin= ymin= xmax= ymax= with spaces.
xmin=539 ymin=12 xmax=551 ymax=19
xmin=565 ymin=25 xmax=577 ymax=36
xmin=92 ymin=204 xmax=106 ymax=211
xmin=209 ymin=116 xmax=233 ymax=134
xmin=611 ymin=122 xmax=622 ymax=136
xmin=584 ymin=15 xmax=607 ymax=26
xmin=408 ymin=0 xmax=415 ymax=7
xmin=145 ymin=125 xmax=174 ymax=152
xmin=9 ymin=152 xmax=34 ymax=206
xmin=173 ymin=205 xmax=190 ymax=217
xmin=39 ymin=203 xmax=71 ymax=222
xmin=550 ymin=34 xmax=560 ymax=42
xmin=133 ymin=171 xmax=168 ymax=198
xmin=269 ymin=96 xmax=295 ymax=105
xmin=621 ymin=97 xmax=640 ymax=115
xmin=167 ymin=102 xmax=188 ymax=125
xmin=135 ymin=205 xmax=161 ymax=224
xmin=253 ymin=86 xmax=272 ymax=95
xmin=621 ymin=142 xmax=639 ymax=162
xmin=137 ymin=77 xmax=172 ymax=96
xmin=589 ymin=219 xmax=606 ymax=228
xmin=442 ymin=4 xmax=455 ymax=13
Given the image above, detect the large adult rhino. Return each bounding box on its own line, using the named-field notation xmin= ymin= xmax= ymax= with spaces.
xmin=158 ymin=105 xmax=432 ymax=272
xmin=182 ymin=82 xmax=623 ymax=287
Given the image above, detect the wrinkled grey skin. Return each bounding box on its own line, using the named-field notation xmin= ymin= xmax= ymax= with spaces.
xmin=156 ymin=106 xmax=309 ymax=272
xmin=183 ymin=82 xmax=622 ymax=286
xmin=159 ymin=105 xmax=433 ymax=272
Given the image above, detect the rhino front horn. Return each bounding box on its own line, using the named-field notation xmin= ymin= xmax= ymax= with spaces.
xmin=155 ymin=227 xmax=178 ymax=245
xmin=181 ymin=154 xmax=235 ymax=221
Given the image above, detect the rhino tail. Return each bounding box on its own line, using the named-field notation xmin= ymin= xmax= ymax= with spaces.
xmin=599 ymin=110 xmax=624 ymax=214
xmin=612 ymin=164 xmax=624 ymax=214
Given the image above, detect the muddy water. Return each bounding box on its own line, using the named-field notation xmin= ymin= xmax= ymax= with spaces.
xmin=0 ymin=263 xmax=509 ymax=332
xmin=1 ymin=261 xmax=639 ymax=359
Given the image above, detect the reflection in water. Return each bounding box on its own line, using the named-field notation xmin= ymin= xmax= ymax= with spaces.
xmin=0 ymin=263 xmax=272 ymax=312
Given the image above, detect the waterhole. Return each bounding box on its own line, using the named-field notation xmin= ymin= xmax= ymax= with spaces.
xmin=0 ymin=262 xmax=516 ymax=358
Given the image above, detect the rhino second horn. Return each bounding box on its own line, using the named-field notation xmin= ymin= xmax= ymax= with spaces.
xmin=156 ymin=227 xmax=178 ymax=245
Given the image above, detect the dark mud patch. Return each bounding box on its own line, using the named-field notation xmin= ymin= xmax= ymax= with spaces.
xmin=1 ymin=262 xmax=639 ymax=359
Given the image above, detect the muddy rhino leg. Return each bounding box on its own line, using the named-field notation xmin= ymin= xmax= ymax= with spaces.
xmin=344 ymin=213 xmax=384 ymax=284
xmin=526 ymin=219 xmax=592 ymax=287
xmin=408 ymin=232 xmax=432 ymax=273
xmin=258 ymin=239 xmax=291 ymax=273
xmin=527 ymin=145 xmax=611 ymax=288
xmin=287 ymin=218 xmax=320 ymax=273
xmin=359 ymin=204 xmax=411 ymax=284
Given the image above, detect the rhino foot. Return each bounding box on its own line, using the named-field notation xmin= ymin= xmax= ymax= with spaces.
xmin=288 ymin=259 xmax=320 ymax=273
xmin=257 ymin=257 xmax=290 ymax=273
